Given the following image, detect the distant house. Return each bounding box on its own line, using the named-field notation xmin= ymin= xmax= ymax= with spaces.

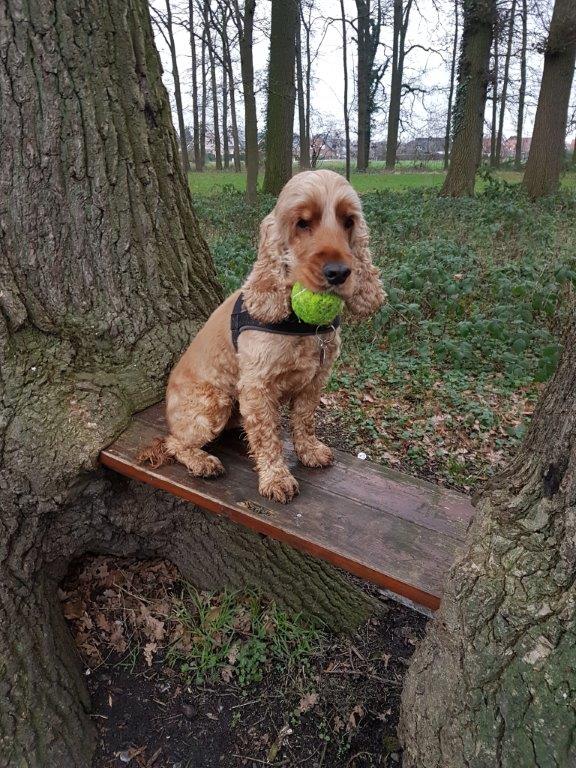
xmin=397 ymin=137 xmax=445 ymax=160
xmin=482 ymin=136 xmax=532 ymax=160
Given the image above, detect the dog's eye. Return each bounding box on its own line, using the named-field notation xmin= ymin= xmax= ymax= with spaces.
xmin=343 ymin=216 xmax=355 ymax=230
xmin=296 ymin=218 xmax=310 ymax=230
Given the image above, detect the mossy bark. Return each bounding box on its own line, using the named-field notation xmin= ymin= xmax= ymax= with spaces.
xmin=0 ymin=2 xmax=373 ymax=765
xmin=399 ymin=317 xmax=576 ymax=767
xmin=441 ymin=0 xmax=496 ymax=197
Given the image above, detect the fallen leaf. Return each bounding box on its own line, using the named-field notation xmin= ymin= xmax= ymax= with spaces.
xmin=298 ymin=692 xmax=319 ymax=714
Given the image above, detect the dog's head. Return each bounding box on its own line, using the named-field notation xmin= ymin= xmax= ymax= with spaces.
xmin=243 ymin=170 xmax=385 ymax=322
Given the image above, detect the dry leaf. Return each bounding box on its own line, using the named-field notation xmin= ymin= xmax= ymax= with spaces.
xmin=298 ymin=692 xmax=319 ymax=714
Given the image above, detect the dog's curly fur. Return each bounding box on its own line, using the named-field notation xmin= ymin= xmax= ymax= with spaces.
xmin=140 ymin=170 xmax=385 ymax=503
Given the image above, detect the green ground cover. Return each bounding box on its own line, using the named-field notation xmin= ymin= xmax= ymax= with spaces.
xmin=192 ymin=180 xmax=576 ymax=491
xmin=189 ymin=164 xmax=576 ymax=196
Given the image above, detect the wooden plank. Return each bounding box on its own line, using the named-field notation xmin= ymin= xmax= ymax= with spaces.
xmin=100 ymin=404 xmax=475 ymax=611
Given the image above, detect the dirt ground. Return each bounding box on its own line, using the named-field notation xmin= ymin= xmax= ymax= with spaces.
xmin=61 ymin=556 xmax=427 ymax=768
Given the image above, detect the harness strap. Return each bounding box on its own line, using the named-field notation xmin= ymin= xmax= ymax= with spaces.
xmin=230 ymin=292 xmax=340 ymax=351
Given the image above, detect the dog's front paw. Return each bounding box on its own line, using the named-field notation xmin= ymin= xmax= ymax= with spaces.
xmin=259 ymin=466 xmax=300 ymax=503
xmin=295 ymin=439 xmax=334 ymax=468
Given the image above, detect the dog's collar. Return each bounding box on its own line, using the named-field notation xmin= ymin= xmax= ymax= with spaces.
xmin=230 ymin=292 xmax=340 ymax=351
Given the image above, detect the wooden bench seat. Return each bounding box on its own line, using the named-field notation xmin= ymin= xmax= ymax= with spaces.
xmin=100 ymin=402 xmax=474 ymax=611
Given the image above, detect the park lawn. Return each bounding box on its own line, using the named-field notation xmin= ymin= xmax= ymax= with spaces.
xmin=192 ymin=184 xmax=576 ymax=492
xmin=189 ymin=166 xmax=576 ymax=198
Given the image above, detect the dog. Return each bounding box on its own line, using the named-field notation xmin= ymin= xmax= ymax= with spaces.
xmin=139 ymin=170 xmax=384 ymax=503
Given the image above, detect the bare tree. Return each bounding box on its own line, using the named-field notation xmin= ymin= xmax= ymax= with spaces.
xmin=385 ymin=0 xmax=415 ymax=170
xmin=441 ymin=0 xmax=497 ymax=197
xmin=494 ymin=0 xmax=517 ymax=165
xmin=151 ymin=0 xmax=191 ymax=173
xmin=523 ymin=0 xmax=576 ymax=197
xmin=340 ymin=0 xmax=351 ymax=180
xmin=355 ymin=0 xmax=385 ymax=171
xmin=489 ymin=23 xmax=499 ymax=167
xmin=296 ymin=11 xmax=311 ymax=169
xmin=514 ymin=0 xmax=528 ymax=169
xmin=263 ymin=0 xmax=299 ymax=195
xmin=204 ymin=0 xmax=223 ymax=170
xmin=188 ymin=0 xmax=202 ymax=170
xmin=444 ymin=0 xmax=460 ymax=169
xmin=230 ymin=0 xmax=258 ymax=202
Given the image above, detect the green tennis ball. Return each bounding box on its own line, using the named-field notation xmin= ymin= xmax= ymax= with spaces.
xmin=291 ymin=282 xmax=344 ymax=325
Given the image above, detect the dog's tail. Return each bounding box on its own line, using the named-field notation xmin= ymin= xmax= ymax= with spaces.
xmin=136 ymin=437 xmax=174 ymax=469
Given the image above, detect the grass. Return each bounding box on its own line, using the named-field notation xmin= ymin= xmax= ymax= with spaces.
xmin=189 ymin=163 xmax=576 ymax=197
xmin=192 ymin=178 xmax=576 ymax=490
xmin=166 ymin=586 xmax=324 ymax=686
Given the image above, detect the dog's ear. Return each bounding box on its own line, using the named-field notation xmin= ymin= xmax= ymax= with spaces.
xmin=345 ymin=212 xmax=386 ymax=318
xmin=243 ymin=211 xmax=292 ymax=322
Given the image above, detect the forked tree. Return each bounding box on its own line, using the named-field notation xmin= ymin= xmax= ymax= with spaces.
xmin=523 ymin=0 xmax=576 ymax=198
xmin=441 ymin=0 xmax=496 ymax=196
xmin=0 ymin=1 xmax=373 ymax=764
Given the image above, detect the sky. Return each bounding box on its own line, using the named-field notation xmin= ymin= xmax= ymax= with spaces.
xmin=152 ymin=0 xmax=575 ymax=149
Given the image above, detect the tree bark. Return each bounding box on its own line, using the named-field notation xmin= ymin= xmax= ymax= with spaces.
xmin=222 ymin=61 xmax=230 ymax=169
xmin=200 ymin=21 xmax=208 ymax=169
xmin=263 ymin=0 xmax=299 ymax=196
xmin=232 ymin=0 xmax=258 ymax=202
xmin=205 ymin=3 xmax=223 ymax=171
xmin=489 ymin=27 xmax=499 ymax=168
xmin=385 ymin=0 xmax=413 ymax=170
xmin=441 ymin=0 xmax=496 ymax=197
xmin=340 ymin=0 xmax=351 ymax=180
xmin=296 ymin=13 xmax=311 ymax=170
xmin=218 ymin=2 xmax=242 ymax=172
xmin=523 ymin=0 xmax=576 ymax=198
xmin=355 ymin=0 xmax=382 ymax=171
xmin=495 ymin=0 xmax=516 ymax=166
xmin=444 ymin=0 xmax=459 ymax=169
xmin=514 ymin=0 xmax=527 ymax=169
xmin=0 ymin=1 xmax=373 ymax=764
xmin=165 ymin=0 xmax=191 ymax=174
xmin=400 ymin=314 xmax=576 ymax=767
xmin=189 ymin=0 xmax=202 ymax=171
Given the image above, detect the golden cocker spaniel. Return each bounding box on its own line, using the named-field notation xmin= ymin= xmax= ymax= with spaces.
xmin=141 ymin=170 xmax=384 ymax=503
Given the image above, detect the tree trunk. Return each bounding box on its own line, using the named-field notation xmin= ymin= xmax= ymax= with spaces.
xmin=523 ymin=0 xmax=576 ymax=198
xmin=444 ymin=0 xmax=459 ymax=169
xmin=489 ymin=29 xmax=499 ymax=168
xmin=441 ymin=0 xmax=496 ymax=197
xmin=495 ymin=0 xmax=516 ymax=166
xmin=220 ymin=5 xmax=242 ymax=172
xmin=340 ymin=0 xmax=351 ymax=180
xmin=385 ymin=0 xmax=412 ymax=170
xmin=356 ymin=0 xmax=370 ymax=171
xmin=263 ymin=0 xmax=299 ymax=196
xmin=165 ymin=0 xmax=190 ymax=174
xmin=222 ymin=63 xmax=230 ymax=169
xmin=514 ymin=0 xmax=527 ymax=169
xmin=296 ymin=13 xmax=311 ymax=170
xmin=400 ymin=313 xmax=576 ymax=767
xmin=189 ymin=0 xmax=202 ymax=171
xmin=232 ymin=0 xmax=258 ymax=203
xmin=205 ymin=9 xmax=223 ymax=172
xmin=0 ymin=1 xmax=373 ymax=764
xmin=200 ymin=23 xmax=207 ymax=169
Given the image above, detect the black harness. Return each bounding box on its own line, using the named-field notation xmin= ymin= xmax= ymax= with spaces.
xmin=230 ymin=292 xmax=340 ymax=351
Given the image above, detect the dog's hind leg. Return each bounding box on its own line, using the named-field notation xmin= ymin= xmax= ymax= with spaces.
xmin=163 ymin=382 xmax=234 ymax=477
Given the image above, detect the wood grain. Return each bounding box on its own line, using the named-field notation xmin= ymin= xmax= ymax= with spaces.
xmin=100 ymin=403 xmax=475 ymax=610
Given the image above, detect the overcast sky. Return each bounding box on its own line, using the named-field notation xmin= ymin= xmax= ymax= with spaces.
xmin=152 ymin=0 xmax=576 ymax=147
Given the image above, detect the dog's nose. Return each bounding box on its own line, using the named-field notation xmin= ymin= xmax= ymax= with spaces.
xmin=323 ymin=262 xmax=351 ymax=285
